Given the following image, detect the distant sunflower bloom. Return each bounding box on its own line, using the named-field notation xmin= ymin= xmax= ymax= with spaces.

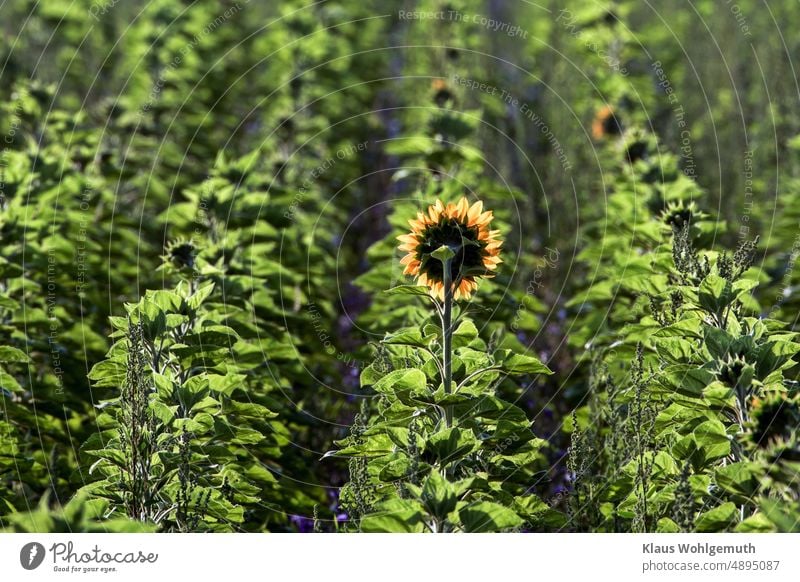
xmin=397 ymin=197 xmax=502 ymax=300
xmin=591 ymin=105 xmax=621 ymax=140
xmin=431 ymin=78 xmax=453 ymax=107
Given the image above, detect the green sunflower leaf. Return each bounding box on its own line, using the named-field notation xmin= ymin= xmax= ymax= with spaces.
xmin=383 ymin=285 xmax=432 ymax=296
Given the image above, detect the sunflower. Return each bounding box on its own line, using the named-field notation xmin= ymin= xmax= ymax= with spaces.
xmin=750 ymin=395 xmax=800 ymax=449
xmin=591 ymin=105 xmax=621 ymax=140
xmin=397 ymin=197 xmax=502 ymax=300
xmin=661 ymin=201 xmax=700 ymax=230
xmin=431 ymin=78 xmax=454 ymax=107
xmin=164 ymin=238 xmax=197 ymax=271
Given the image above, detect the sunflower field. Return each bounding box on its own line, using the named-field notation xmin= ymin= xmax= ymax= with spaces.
xmin=1 ymin=0 xmax=799 ymax=535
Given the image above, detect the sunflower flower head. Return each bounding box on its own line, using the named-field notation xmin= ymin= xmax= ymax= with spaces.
xmin=591 ymin=105 xmax=621 ymax=140
xmin=431 ymin=78 xmax=454 ymax=107
xmin=397 ymin=197 xmax=503 ymax=301
xmin=164 ymin=238 xmax=197 ymax=271
xmin=749 ymin=395 xmax=800 ymax=450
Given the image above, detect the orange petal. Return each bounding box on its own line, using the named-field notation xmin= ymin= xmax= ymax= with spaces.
xmin=454 ymin=278 xmax=476 ymax=300
xmin=456 ymin=197 xmax=469 ymax=221
xmin=403 ymin=262 xmax=420 ymax=275
xmin=467 ymin=200 xmax=484 ymax=225
xmin=428 ymin=200 xmax=444 ymax=223
xmin=475 ymin=210 xmax=494 ymax=226
xmin=426 ymin=280 xmax=444 ymax=301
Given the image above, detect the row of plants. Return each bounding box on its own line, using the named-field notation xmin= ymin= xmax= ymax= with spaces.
xmin=556 ymin=1 xmax=800 ymax=533
xmin=2 ymin=0 xmax=799 ymax=532
xmin=1 ymin=0 xmax=391 ymax=531
xmin=566 ymin=160 xmax=800 ymax=530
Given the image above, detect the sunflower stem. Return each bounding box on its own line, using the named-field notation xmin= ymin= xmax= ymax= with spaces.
xmin=430 ymin=244 xmax=458 ymax=428
xmin=442 ymin=260 xmax=454 ymax=429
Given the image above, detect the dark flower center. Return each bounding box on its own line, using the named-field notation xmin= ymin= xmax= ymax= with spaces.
xmin=752 ymin=400 xmax=800 ymax=448
xmin=602 ymin=111 xmax=622 ymax=135
xmin=417 ymin=220 xmax=485 ymax=282
xmin=169 ymin=243 xmax=196 ymax=269
xmin=665 ymin=208 xmax=693 ymax=229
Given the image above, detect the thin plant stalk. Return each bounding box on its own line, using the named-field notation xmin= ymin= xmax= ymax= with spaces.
xmin=430 ymin=245 xmax=457 ymax=429
xmin=442 ymin=257 xmax=454 ymax=428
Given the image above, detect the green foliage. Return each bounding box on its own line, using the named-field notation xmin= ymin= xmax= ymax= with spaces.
xmin=2 ymin=0 xmax=799 ymax=534
xmin=334 ymin=282 xmax=559 ymax=532
xmin=567 ymin=192 xmax=799 ymax=532
xmin=82 ymin=280 xmax=290 ymax=531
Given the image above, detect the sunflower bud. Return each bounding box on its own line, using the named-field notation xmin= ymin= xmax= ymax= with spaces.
xmin=661 ymin=201 xmax=698 ymax=230
xmin=165 ymin=239 xmax=197 ymax=271
xmin=714 ymin=354 xmax=752 ymax=389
